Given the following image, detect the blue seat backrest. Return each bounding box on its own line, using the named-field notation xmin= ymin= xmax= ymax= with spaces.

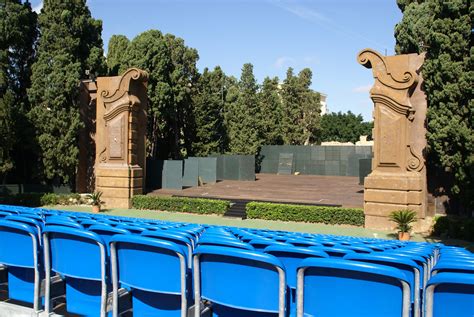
xmin=44 ymin=226 xmax=104 ymax=281
xmin=264 ymin=245 xmax=328 ymax=289
xmin=432 ymin=261 xmax=474 ymax=275
xmin=111 ymin=235 xmax=186 ymax=294
xmin=425 ymin=272 xmax=474 ymax=317
xmin=197 ymin=236 xmax=254 ymax=250
xmin=194 ymin=245 xmax=285 ymax=314
xmin=298 ymin=257 xmax=410 ymax=317
xmin=0 ymin=220 xmax=38 ymax=268
xmin=88 ymin=224 xmax=130 ymax=248
xmin=46 ymin=219 xmax=83 ymax=229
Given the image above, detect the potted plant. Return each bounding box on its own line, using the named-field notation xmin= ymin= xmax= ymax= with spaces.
xmin=389 ymin=209 xmax=417 ymax=241
xmin=87 ymin=191 xmax=103 ymax=213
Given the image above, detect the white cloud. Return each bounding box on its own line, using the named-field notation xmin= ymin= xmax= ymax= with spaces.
xmin=274 ymin=56 xmax=295 ymax=69
xmin=32 ymin=1 xmax=43 ymax=13
xmin=271 ymin=1 xmax=329 ymax=23
xmin=352 ymin=84 xmax=372 ymax=93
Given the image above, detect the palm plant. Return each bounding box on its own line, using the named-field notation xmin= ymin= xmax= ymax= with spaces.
xmin=86 ymin=191 xmax=103 ymax=206
xmin=389 ymin=210 xmax=417 ymax=233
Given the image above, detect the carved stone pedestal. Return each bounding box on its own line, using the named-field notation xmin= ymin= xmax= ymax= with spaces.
xmin=95 ymin=68 xmax=148 ymax=208
xmin=358 ymin=49 xmax=429 ymax=231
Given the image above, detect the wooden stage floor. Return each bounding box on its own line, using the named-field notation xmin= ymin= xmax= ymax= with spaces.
xmin=150 ymin=174 xmax=364 ymax=208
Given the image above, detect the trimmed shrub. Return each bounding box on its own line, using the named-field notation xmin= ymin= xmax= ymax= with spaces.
xmin=0 ymin=193 xmax=82 ymax=207
xmin=132 ymin=195 xmax=230 ymax=215
xmin=246 ymin=202 xmax=365 ymax=226
xmin=433 ymin=216 xmax=474 ymax=242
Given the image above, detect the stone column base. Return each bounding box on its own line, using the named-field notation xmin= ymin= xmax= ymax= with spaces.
xmin=364 ymin=173 xmax=427 ymax=231
xmin=96 ymin=165 xmax=143 ymax=208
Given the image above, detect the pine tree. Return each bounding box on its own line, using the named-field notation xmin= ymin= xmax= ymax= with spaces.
xmin=192 ymin=66 xmax=227 ymax=156
xmin=0 ymin=0 xmax=37 ymax=181
xmin=395 ymin=0 xmax=473 ymax=210
xmin=106 ymin=35 xmax=129 ymax=76
xmin=28 ymin=0 xmax=106 ymax=186
xmin=258 ymin=76 xmax=283 ymax=145
xmin=227 ymin=63 xmax=260 ymax=154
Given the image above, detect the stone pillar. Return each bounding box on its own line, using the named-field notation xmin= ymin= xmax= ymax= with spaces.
xmin=358 ymin=49 xmax=429 ymax=231
xmin=95 ymin=68 xmax=148 ymax=208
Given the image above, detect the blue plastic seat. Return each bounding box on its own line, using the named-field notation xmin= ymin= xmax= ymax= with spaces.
xmin=249 ymin=239 xmax=291 ymax=251
xmin=345 ymin=253 xmax=421 ymax=317
xmin=296 ymin=258 xmax=411 ymax=317
xmin=43 ymin=226 xmax=109 ymax=316
xmin=5 ymin=215 xmax=44 ymax=245
xmin=0 ymin=220 xmax=42 ymax=311
xmin=110 ymin=235 xmax=189 ymax=317
xmin=45 ymin=219 xmax=83 ymax=229
xmin=197 ymin=236 xmax=255 ymax=250
xmin=431 ymin=261 xmax=474 ymax=275
xmin=142 ymin=230 xmax=194 ymax=268
xmin=310 ymin=246 xmax=355 ymax=258
xmin=193 ymin=245 xmax=287 ymax=317
xmin=424 ymin=272 xmax=474 ymax=317
xmin=88 ymin=224 xmax=130 ymax=254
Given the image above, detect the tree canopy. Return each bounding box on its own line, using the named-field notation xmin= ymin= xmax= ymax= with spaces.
xmin=319 ymin=111 xmax=372 ymax=144
xmin=395 ymin=0 xmax=473 ymax=210
xmin=28 ymin=0 xmax=105 ymax=186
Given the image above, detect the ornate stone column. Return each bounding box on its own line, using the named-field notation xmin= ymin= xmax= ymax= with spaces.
xmin=358 ymin=49 xmax=429 ymax=231
xmin=95 ymin=68 xmax=148 ymax=208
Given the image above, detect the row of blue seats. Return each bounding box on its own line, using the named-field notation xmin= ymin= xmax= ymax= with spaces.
xmin=0 ymin=204 xmax=473 ymax=317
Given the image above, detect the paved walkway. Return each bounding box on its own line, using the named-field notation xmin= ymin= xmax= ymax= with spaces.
xmin=150 ymin=174 xmax=364 ymax=208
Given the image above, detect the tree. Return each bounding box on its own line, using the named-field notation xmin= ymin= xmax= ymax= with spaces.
xmin=0 ymin=0 xmax=37 ymax=182
xmin=192 ymin=66 xmax=227 ymax=156
xmin=319 ymin=111 xmax=373 ymax=143
xmin=281 ymin=67 xmax=321 ymax=144
xmin=258 ymin=76 xmax=283 ymax=145
xmin=28 ymin=0 xmax=106 ymax=187
xmin=226 ymin=63 xmax=260 ymax=154
xmin=395 ymin=0 xmax=473 ymax=210
xmin=106 ymin=35 xmax=129 ymax=76
xmin=117 ymin=30 xmax=199 ymax=159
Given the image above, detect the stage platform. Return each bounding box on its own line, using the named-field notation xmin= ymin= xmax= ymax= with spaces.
xmin=149 ymin=174 xmax=364 ymax=208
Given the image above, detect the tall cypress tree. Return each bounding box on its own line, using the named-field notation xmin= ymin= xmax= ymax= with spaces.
xmin=106 ymin=35 xmax=129 ymax=76
xmin=28 ymin=0 xmax=106 ymax=187
xmin=258 ymin=76 xmax=283 ymax=145
xmin=192 ymin=66 xmax=227 ymax=156
xmin=227 ymin=63 xmax=260 ymax=154
xmin=395 ymin=0 xmax=473 ymax=210
xmin=0 ymin=0 xmax=37 ymax=182
xmin=281 ymin=67 xmax=322 ymax=145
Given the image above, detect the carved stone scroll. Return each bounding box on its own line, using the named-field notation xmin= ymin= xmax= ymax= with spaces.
xmin=95 ymin=68 xmax=148 ymax=208
xmin=358 ymin=49 xmax=429 ymax=231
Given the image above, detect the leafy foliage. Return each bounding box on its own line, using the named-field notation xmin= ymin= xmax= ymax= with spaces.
xmin=132 ymin=195 xmax=230 ymax=215
xmin=226 ymin=63 xmax=261 ymax=154
xmin=0 ymin=192 xmax=81 ymax=206
xmin=432 ymin=216 xmax=474 ymax=241
xmin=0 ymin=0 xmax=37 ymax=181
xmin=28 ymin=0 xmax=105 ymax=186
xmin=258 ymin=77 xmax=284 ymax=145
xmin=246 ymin=202 xmax=365 ymax=226
xmin=395 ymin=0 xmax=473 ymax=211
xmin=319 ymin=111 xmax=373 ymax=143
xmin=115 ymin=30 xmax=199 ymax=159
xmin=86 ymin=191 xmax=103 ymax=206
xmin=281 ymin=68 xmax=321 ymax=145
xmin=388 ymin=210 xmax=417 ymax=233
xmin=192 ymin=66 xmax=228 ymax=156
xmin=106 ymin=35 xmax=129 ymax=76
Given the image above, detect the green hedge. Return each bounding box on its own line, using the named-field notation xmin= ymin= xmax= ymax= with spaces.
xmin=0 ymin=193 xmax=82 ymax=207
xmin=433 ymin=216 xmax=474 ymax=242
xmin=246 ymin=202 xmax=365 ymax=226
xmin=132 ymin=195 xmax=230 ymax=215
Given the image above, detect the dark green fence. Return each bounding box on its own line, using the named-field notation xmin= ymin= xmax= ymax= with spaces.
xmin=259 ymin=145 xmax=372 ymax=177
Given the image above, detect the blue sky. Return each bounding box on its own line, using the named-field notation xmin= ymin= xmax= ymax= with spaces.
xmin=31 ymin=0 xmax=402 ymax=121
